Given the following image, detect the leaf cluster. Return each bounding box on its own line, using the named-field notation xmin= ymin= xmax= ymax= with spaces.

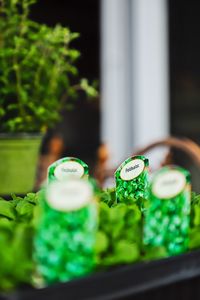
xmin=95 ymin=201 xmax=142 ymax=267
xmin=0 ymin=189 xmax=200 ymax=292
xmin=98 ymin=188 xmax=200 ymax=261
xmin=189 ymin=192 xmax=200 ymax=250
xmin=0 ymin=193 xmax=38 ymax=291
xmin=0 ymin=0 xmax=98 ymax=133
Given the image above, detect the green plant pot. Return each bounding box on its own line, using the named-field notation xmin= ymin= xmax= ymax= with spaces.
xmin=0 ymin=134 xmax=42 ymax=195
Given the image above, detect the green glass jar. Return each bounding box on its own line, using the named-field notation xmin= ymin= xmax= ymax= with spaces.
xmin=115 ymin=155 xmax=149 ymax=205
xmin=48 ymin=157 xmax=89 ymax=183
xmin=144 ymin=165 xmax=191 ymax=256
xmin=34 ymin=179 xmax=97 ymax=285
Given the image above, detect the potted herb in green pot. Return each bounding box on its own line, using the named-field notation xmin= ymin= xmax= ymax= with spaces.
xmin=0 ymin=0 xmax=97 ymax=195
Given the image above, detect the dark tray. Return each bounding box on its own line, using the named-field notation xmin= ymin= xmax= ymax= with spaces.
xmin=2 ymin=249 xmax=200 ymax=300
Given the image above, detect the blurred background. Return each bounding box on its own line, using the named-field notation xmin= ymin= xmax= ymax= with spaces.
xmin=30 ymin=0 xmax=200 ymax=188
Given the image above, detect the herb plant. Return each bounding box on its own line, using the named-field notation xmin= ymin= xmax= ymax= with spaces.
xmin=0 ymin=193 xmax=38 ymax=291
xmin=95 ymin=202 xmax=142 ymax=267
xmin=0 ymin=189 xmax=200 ymax=292
xmin=0 ymin=0 xmax=97 ymax=133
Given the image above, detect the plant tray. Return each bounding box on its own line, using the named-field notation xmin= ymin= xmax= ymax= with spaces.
xmin=2 ymin=249 xmax=200 ymax=300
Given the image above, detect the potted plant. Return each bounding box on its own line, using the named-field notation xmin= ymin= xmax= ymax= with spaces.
xmin=0 ymin=0 xmax=97 ymax=195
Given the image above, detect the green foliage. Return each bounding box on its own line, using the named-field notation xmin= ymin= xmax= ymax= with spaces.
xmin=0 ymin=189 xmax=200 ymax=292
xmin=189 ymin=192 xmax=200 ymax=249
xmin=0 ymin=0 xmax=97 ymax=133
xmin=97 ymin=188 xmax=117 ymax=207
xmin=0 ymin=201 xmax=16 ymax=219
xmin=95 ymin=200 xmax=142 ymax=267
xmin=142 ymin=246 xmax=168 ymax=261
xmin=0 ymin=193 xmax=39 ymax=291
xmin=97 ymin=189 xmax=200 ymax=262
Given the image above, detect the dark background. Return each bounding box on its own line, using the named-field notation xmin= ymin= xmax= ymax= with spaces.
xmin=30 ymin=0 xmax=100 ymax=170
xmin=169 ymin=0 xmax=200 ymax=189
xmin=169 ymin=0 xmax=200 ymax=142
xmin=30 ymin=0 xmax=200 ymax=175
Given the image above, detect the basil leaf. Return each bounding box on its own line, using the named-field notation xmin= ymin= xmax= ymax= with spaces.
xmin=0 ymin=201 xmax=16 ymax=220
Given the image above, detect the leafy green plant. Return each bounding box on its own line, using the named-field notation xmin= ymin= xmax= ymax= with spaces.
xmin=189 ymin=192 xmax=200 ymax=250
xmin=0 ymin=189 xmax=200 ymax=292
xmin=0 ymin=0 xmax=98 ymax=133
xmin=95 ymin=202 xmax=142 ymax=267
xmin=97 ymin=188 xmax=117 ymax=207
xmin=0 ymin=193 xmax=38 ymax=291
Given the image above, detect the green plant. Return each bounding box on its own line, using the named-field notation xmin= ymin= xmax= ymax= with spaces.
xmin=0 ymin=193 xmax=39 ymax=291
xmin=189 ymin=192 xmax=200 ymax=249
xmin=95 ymin=202 xmax=142 ymax=267
xmin=1 ymin=189 xmax=200 ymax=292
xmin=0 ymin=0 xmax=98 ymax=133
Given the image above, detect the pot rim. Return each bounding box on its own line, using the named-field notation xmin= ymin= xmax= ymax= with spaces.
xmin=0 ymin=133 xmax=43 ymax=139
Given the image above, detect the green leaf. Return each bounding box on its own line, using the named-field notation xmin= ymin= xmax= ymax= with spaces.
xmin=16 ymin=201 xmax=33 ymax=220
xmin=0 ymin=108 xmax=5 ymax=117
xmin=193 ymin=206 xmax=200 ymax=227
xmin=11 ymin=224 xmax=34 ymax=281
xmin=24 ymin=193 xmax=39 ymax=205
xmin=126 ymin=204 xmax=141 ymax=224
xmin=95 ymin=231 xmax=109 ymax=254
xmin=142 ymin=246 xmax=168 ymax=261
xmin=114 ymin=241 xmax=140 ymax=264
xmin=80 ymin=78 xmax=98 ymax=98
xmin=0 ymin=201 xmax=16 ymax=220
xmin=189 ymin=227 xmax=200 ymax=250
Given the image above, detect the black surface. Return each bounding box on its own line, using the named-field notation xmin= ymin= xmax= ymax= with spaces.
xmin=30 ymin=0 xmax=100 ymax=165
xmin=169 ymin=0 xmax=200 ymax=142
xmin=3 ymin=249 xmax=200 ymax=300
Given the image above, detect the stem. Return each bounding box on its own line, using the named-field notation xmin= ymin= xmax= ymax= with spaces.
xmin=33 ymin=46 xmax=49 ymax=100
xmin=60 ymin=84 xmax=81 ymax=107
xmin=13 ymin=58 xmax=26 ymax=118
xmin=0 ymin=0 xmax=4 ymax=12
xmin=13 ymin=0 xmax=29 ymax=119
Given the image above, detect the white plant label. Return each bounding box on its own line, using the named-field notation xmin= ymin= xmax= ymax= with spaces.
xmin=47 ymin=180 xmax=93 ymax=211
xmin=54 ymin=161 xmax=84 ymax=180
xmin=120 ymin=159 xmax=145 ymax=181
xmin=152 ymin=170 xmax=186 ymax=199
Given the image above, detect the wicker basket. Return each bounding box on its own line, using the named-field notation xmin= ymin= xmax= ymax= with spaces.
xmin=95 ymin=137 xmax=200 ymax=188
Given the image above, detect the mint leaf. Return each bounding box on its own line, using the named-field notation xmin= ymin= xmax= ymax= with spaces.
xmin=0 ymin=201 xmax=16 ymax=220
xmin=16 ymin=201 xmax=34 ymax=221
xmin=95 ymin=231 xmax=109 ymax=254
xmin=189 ymin=227 xmax=200 ymax=249
xmin=142 ymin=246 xmax=168 ymax=261
xmin=193 ymin=206 xmax=200 ymax=227
xmin=114 ymin=241 xmax=140 ymax=263
xmin=25 ymin=193 xmax=39 ymax=205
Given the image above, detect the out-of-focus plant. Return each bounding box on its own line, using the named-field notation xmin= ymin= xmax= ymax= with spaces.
xmin=0 ymin=193 xmax=39 ymax=291
xmin=0 ymin=189 xmax=200 ymax=292
xmin=0 ymin=0 xmax=98 ymax=133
